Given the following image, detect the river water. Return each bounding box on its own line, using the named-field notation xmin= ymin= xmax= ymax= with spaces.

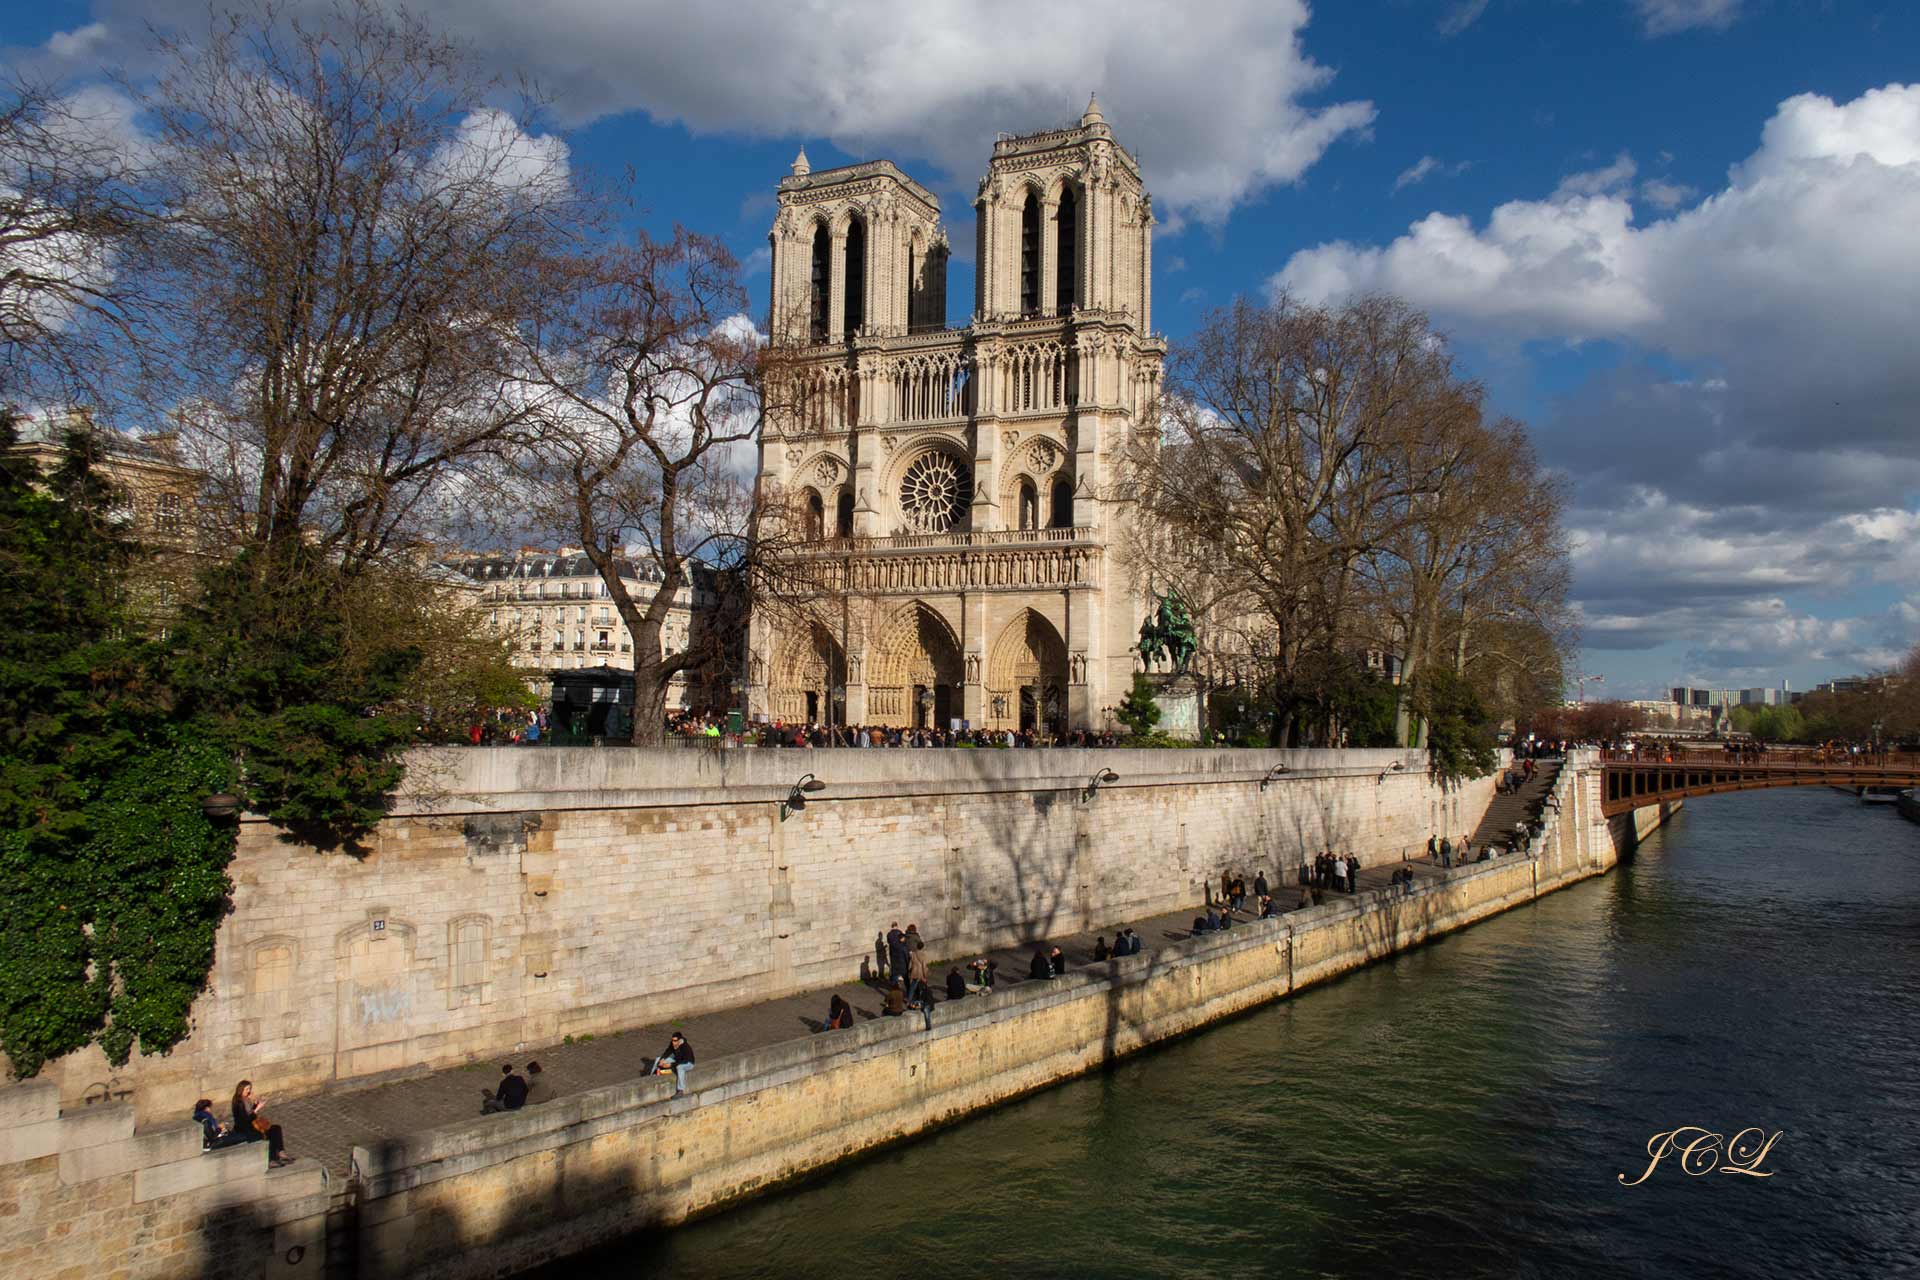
xmin=563 ymin=789 xmax=1920 ymax=1279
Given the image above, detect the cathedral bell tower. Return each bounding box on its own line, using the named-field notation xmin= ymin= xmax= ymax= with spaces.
xmin=767 ymin=151 xmax=949 ymax=344
xmin=973 ymin=94 xmax=1153 ymax=329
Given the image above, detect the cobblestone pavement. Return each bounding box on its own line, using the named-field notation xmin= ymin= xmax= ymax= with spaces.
xmin=273 ymin=852 xmax=1455 ymax=1180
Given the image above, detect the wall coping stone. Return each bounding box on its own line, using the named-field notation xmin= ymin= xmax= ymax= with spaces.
xmin=268 ymin=746 xmax=1429 ymax=822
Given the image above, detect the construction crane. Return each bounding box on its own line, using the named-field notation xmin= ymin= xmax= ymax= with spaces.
xmin=1575 ymin=673 xmax=1605 ymax=703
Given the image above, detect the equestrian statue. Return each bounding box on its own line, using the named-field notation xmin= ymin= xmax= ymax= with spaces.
xmin=1136 ymin=588 xmax=1198 ymax=673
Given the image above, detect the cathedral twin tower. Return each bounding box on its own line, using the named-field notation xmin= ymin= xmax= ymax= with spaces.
xmin=751 ymin=96 xmax=1166 ymax=736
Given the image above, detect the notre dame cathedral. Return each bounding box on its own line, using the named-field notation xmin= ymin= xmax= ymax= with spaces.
xmin=748 ymin=96 xmax=1165 ymax=734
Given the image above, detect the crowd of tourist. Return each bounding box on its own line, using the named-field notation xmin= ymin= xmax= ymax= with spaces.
xmin=675 ymin=715 xmax=1126 ymax=749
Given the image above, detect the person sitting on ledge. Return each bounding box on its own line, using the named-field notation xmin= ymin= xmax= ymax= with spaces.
xmin=1260 ymin=895 xmax=1281 ymax=919
xmin=825 ymin=994 xmax=854 ymax=1030
xmin=1193 ymin=914 xmax=1210 ymax=934
xmin=232 ymin=1080 xmax=293 ymax=1167
xmin=1205 ymin=904 xmax=1223 ymax=931
xmin=1050 ymin=946 xmax=1068 ymax=976
xmin=193 ymin=1099 xmax=243 ymax=1150
xmin=654 ymin=1032 xmax=695 ymax=1095
xmin=1218 ymin=908 xmax=1234 ymax=932
xmin=967 ymin=958 xmax=998 ymax=992
xmin=482 ymin=1064 xmax=529 ymax=1113
xmin=1030 ymin=946 xmax=1053 ymax=980
xmin=946 ymin=967 xmax=968 ymax=1000
xmin=1092 ymin=936 xmax=1110 ymax=962
xmin=881 ymin=981 xmax=909 ymax=1016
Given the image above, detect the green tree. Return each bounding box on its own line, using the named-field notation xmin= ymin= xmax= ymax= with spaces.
xmin=1410 ymin=667 xmax=1498 ymax=784
xmin=1115 ymin=674 xmax=1163 ymax=738
xmin=0 ymin=417 xmax=238 ymax=1075
xmin=163 ymin=545 xmax=422 ymax=843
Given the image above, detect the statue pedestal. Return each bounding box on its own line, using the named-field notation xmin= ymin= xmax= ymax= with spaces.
xmin=1144 ymin=670 xmax=1201 ymax=741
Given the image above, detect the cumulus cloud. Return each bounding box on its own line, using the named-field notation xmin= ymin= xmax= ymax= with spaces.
xmin=1279 ymin=83 xmax=1920 ymax=665
xmin=29 ymin=0 xmax=1373 ymax=228
xmin=1633 ymin=0 xmax=1743 ymax=37
xmin=1637 ymin=176 xmax=1695 ymax=209
xmin=1569 ymin=491 xmax=1915 ymax=680
xmin=427 ymin=108 xmax=570 ymax=198
xmin=1277 ymin=85 xmax=1920 ymax=460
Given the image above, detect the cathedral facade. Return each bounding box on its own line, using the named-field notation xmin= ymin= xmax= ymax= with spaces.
xmin=748 ymin=97 xmax=1164 ymax=734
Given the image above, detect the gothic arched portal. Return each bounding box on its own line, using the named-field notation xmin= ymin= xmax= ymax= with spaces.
xmin=986 ymin=609 xmax=1067 ymax=734
xmin=867 ymin=602 xmax=963 ymax=727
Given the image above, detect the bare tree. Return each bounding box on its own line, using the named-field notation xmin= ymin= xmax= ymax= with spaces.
xmin=1365 ymin=408 xmax=1573 ymax=744
xmin=1124 ymin=294 xmax=1452 ymax=743
xmin=1123 ymin=292 xmax=1573 ymax=750
xmin=502 ymin=228 xmax=825 ymax=745
xmin=0 ymin=78 xmax=156 ymax=403
xmin=142 ymin=1 xmax=581 ymax=572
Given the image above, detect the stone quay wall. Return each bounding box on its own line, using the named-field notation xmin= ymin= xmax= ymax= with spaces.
xmin=348 ymin=750 xmax=1626 ymax=1280
xmin=0 ymin=753 xmax=1653 ymax=1280
xmin=30 ymin=746 xmax=1492 ymax=1124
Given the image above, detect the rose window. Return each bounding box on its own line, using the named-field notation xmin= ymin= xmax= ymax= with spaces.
xmin=899 ymin=451 xmax=972 ymax=533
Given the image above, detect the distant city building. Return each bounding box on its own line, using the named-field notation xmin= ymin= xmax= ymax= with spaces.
xmin=6 ymin=407 xmax=215 ymax=616
xmin=442 ymin=548 xmax=722 ymax=710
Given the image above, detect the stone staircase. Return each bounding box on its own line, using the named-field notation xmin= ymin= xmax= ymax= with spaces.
xmin=1467 ymin=757 xmax=1563 ymax=851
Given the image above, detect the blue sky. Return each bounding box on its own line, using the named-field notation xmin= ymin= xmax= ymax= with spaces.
xmin=8 ymin=0 xmax=1918 ymax=699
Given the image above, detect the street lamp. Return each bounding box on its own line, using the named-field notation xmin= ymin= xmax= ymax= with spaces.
xmin=200 ymin=792 xmax=242 ymax=821
xmin=1082 ymin=767 xmax=1120 ymax=802
xmin=1376 ymin=760 xmax=1407 ymax=785
xmin=1259 ymin=763 xmax=1291 ymax=791
xmin=781 ymin=772 xmax=827 ymax=821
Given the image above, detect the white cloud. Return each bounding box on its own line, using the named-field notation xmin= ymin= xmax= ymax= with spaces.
xmin=31 ymin=0 xmax=1373 ymax=228
xmin=1632 ymin=0 xmax=1743 ymax=37
xmin=427 ymin=109 xmax=570 ymax=198
xmin=1393 ymin=155 xmax=1470 ymax=193
xmin=44 ymin=22 xmax=109 ymax=59
xmin=1277 ymin=85 xmax=1920 ymax=407
xmin=1637 ymin=177 xmax=1694 ymax=209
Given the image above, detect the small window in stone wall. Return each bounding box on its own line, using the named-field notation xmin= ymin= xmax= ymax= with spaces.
xmin=449 ymin=916 xmax=492 ymax=1009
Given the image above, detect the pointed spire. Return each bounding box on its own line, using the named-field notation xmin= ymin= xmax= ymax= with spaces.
xmin=791 ymin=146 xmax=811 ymax=177
xmin=1080 ymin=92 xmax=1106 ymax=127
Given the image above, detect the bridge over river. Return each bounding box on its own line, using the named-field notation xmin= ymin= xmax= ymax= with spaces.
xmin=1601 ymin=748 xmax=1920 ymax=815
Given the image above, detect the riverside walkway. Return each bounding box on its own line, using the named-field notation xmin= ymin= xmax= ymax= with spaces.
xmin=272 ymin=853 xmax=1465 ymax=1180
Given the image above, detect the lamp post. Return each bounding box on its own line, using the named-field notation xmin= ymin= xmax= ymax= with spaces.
xmin=781 ymin=772 xmax=827 ymax=821
xmin=1259 ymin=763 xmax=1291 ymax=792
xmin=1376 ymin=760 xmax=1406 ymax=785
xmin=1082 ymin=767 xmax=1120 ymax=803
xmin=200 ymin=792 xmax=241 ymax=822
